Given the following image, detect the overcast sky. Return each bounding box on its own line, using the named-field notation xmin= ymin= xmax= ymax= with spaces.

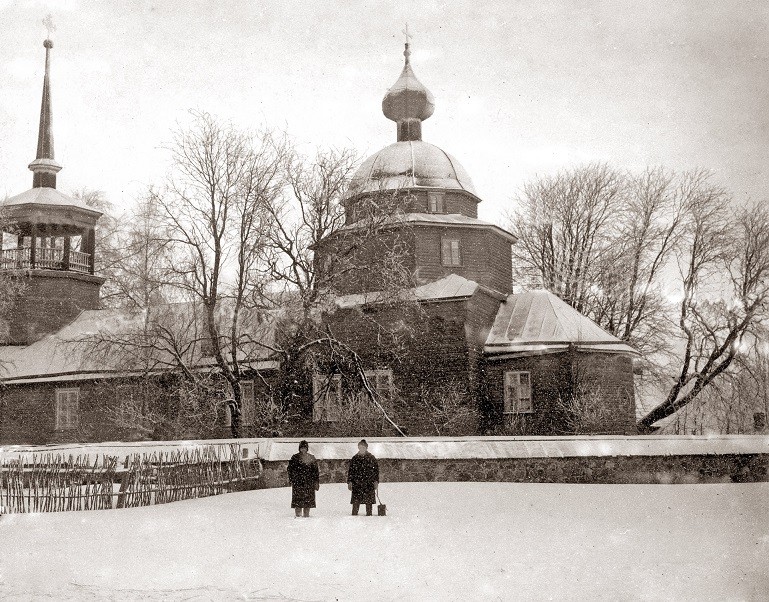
xmin=1 ymin=0 xmax=767 ymax=224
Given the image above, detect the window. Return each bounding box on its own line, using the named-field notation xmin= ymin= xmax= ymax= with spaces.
xmin=313 ymin=374 xmax=343 ymax=422
xmin=503 ymin=371 xmax=532 ymax=413
xmin=241 ymin=380 xmax=255 ymax=426
xmin=224 ymin=380 xmax=255 ymax=426
xmin=364 ymin=369 xmax=394 ymax=400
xmin=441 ymin=238 xmax=462 ymax=266
xmin=428 ymin=192 xmax=445 ymax=213
xmin=55 ymin=388 xmax=80 ymax=430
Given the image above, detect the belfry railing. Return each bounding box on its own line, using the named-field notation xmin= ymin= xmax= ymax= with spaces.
xmin=0 ymin=247 xmax=91 ymax=274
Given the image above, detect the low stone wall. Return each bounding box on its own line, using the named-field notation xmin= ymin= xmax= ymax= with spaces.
xmin=260 ymin=454 xmax=768 ymax=488
xmin=258 ymin=435 xmax=769 ymax=487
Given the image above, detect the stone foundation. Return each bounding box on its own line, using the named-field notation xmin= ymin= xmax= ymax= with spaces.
xmin=259 ymin=453 xmax=768 ymax=489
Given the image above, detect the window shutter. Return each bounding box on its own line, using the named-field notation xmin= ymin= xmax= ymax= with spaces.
xmin=313 ymin=374 xmax=342 ymax=422
xmin=503 ymin=372 xmax=532 ymax=414
xmin=56 ymin=392 xmax=65 ymax=429
xmin=451 ymin=240 xmax=461 ymax=266
xmin=56 ymin=389 xmax=79 ymax=429
xmin=312 ymin=375 xmax=325 ymax=422
xmin=503 ymin=372 xmax=515 ymax=413
xmin=365 ymin=369 xmax=394 ymax=401
xmin=519 ymin=372 xmax=532 ymax=412
xmin=441 ymin=238 xmax=452 ymax=265
xmin=241 ymin=381 xmax=255 ymax=426
xmin=428 ymin=192 xmax=444 ymax=213
xmin=70 ymin=390 xmax=79 ymax=427
xmin=327 ymin=375 xmax=342 ymax=422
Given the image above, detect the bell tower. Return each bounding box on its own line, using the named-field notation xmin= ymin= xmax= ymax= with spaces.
xmin=0 ymin=36 xmax=104 ymax=345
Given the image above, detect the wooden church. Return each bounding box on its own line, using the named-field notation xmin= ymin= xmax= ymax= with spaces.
xmin=0 ymin=37 xmax=638 ymax=444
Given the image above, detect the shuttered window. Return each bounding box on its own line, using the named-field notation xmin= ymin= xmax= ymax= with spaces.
xmin=428 ymin=192 xmax=445 ymax=213
xmin=312 ymin=374 xmax=343 ymax=422
xmin=503 ymin=371 xmax=532 ymax=413
xmin=224 ymin=380 xmax=255 ymax=426
xmin=364 ymin=369 xmax=394 ymax=400
xmin=240 ymin=381 xmax=255 ymax=426
xmin=441 ymin=238 xmax=461 ymax=266
xmin=55 ymin=388 xmax=80 ymax=430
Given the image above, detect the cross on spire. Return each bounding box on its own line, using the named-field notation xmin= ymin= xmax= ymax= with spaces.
xmin=43 ymin=13 xmax=56 ymax=40
xmin=402 ymin=23 xmax=412 ymax=64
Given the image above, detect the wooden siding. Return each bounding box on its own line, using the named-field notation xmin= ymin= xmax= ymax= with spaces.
xmin=484 ymin=351 xmax=636 ymax=435
xmin=413 ymin=225 xmax=512 ymax=294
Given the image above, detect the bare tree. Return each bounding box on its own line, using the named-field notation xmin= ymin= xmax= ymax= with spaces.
xmin=509 ymin=163 xmax=624 ymax=313
xmin=639 ymin=197 xmax=769 ymax=430
xmin=509 ymin=164 xmax=769 ymax=431
xmin=258 ymin=146 xmax=358 ymax=310
xmin=92 ymin=191 xmax=177 ymax=309
xmin=586 ymin=167 xmax=685 ymax=360
xmin=79 ymin=112 xmax=285 ymax=437
xmin=146 ymin=111 xmax=287 ymax=436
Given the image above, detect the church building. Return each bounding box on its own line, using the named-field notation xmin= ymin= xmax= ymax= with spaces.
xmin=0 ymin=37 xmax=638 ymax=444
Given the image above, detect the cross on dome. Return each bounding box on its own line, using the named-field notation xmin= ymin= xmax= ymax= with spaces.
xmin=381 ymin=28 xmax=435 ymax=142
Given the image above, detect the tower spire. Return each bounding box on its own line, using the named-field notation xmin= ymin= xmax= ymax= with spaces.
xmin=29 ymin=22 xmax=62 ymax=189
xmin=381 ymin=27 xmax=435 ymax=142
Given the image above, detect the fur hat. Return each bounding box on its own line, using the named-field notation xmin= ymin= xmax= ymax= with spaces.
xmin=298 ymin=440 xmax=309 ymax=451
xmin=358 ymin=439 xmax=368 ymax=447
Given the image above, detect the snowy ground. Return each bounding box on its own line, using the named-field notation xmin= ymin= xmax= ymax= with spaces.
xmin=1 ymin=482 xmax=767 ymax=601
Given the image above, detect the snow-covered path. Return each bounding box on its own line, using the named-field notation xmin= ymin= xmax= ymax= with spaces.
xmin=1 ymin=482 xmax=767 ymax=601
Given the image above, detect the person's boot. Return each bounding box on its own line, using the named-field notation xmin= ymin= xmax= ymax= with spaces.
xmin=366 ymin=503 xmax=373 ymax=516
xmin=294 ymin=508 xmax=301 ymax=518
xmin=303 ymin=507 xmax=310 ymax=518
xmin=352 ymin=503 xmax=360 ymax=516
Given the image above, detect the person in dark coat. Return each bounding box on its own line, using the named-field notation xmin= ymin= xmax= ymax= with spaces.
xmin=287 ymin=440 xmax=320 ymax=518
xmin=347 ymin=439 xmax=379 ymax=516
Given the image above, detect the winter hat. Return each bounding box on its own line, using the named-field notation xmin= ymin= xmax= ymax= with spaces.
xmin=299 ymin=440 xmax=309 ymax=451
xmin=358 ymin=439 xmax=368 ymax=447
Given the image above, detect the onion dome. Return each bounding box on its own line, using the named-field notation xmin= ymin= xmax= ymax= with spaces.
xmin=349 ymin=140 xmax=476 ymax=196
xmin=381 ymin=41 xmax=435 ymax=142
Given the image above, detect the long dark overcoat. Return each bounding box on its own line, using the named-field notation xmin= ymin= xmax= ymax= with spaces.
xmin=287 ymin=453 xmax=320 ymax=508
xmin=347 ymin=451 xmax=379 ymax=505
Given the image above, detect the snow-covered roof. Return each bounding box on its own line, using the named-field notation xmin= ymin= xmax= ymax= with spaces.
xmin=335 ymin=273 xmax=502 ymax=309
xmin=349 ymin=141 xmax=476 ymax=196
xmin=339 ymin=212 xmax=517 ymax=243
xmin=485 ymin=290 xmax=638 ymax=357
xmin=3 ymin=186 xmax=101 ymax=216
xmin=0 ymin=304 xmax=277 ymax=384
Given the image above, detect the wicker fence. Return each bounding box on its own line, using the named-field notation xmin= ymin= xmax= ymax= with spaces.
xmin=0 ymin=443 xmax=258 ymax=514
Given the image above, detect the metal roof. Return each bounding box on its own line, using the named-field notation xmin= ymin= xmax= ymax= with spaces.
xmin=0 ymin=304 xmax=277 ymax=383
xmin=485 ymin=290 xmax=638 ymax=356
xmin=335 ymin=273 xmax=487 ymax=309
xmin=339 ymin=212 xmax=517 ymax=243
xmin=349 ymin=141 xmax=476 ymax=196
xmin=3 ymin=187 xmax=101 ymax=216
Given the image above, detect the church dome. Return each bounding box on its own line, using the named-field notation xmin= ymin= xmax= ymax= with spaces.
xmin=349 ymin=140 xmax=476 ymax=196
